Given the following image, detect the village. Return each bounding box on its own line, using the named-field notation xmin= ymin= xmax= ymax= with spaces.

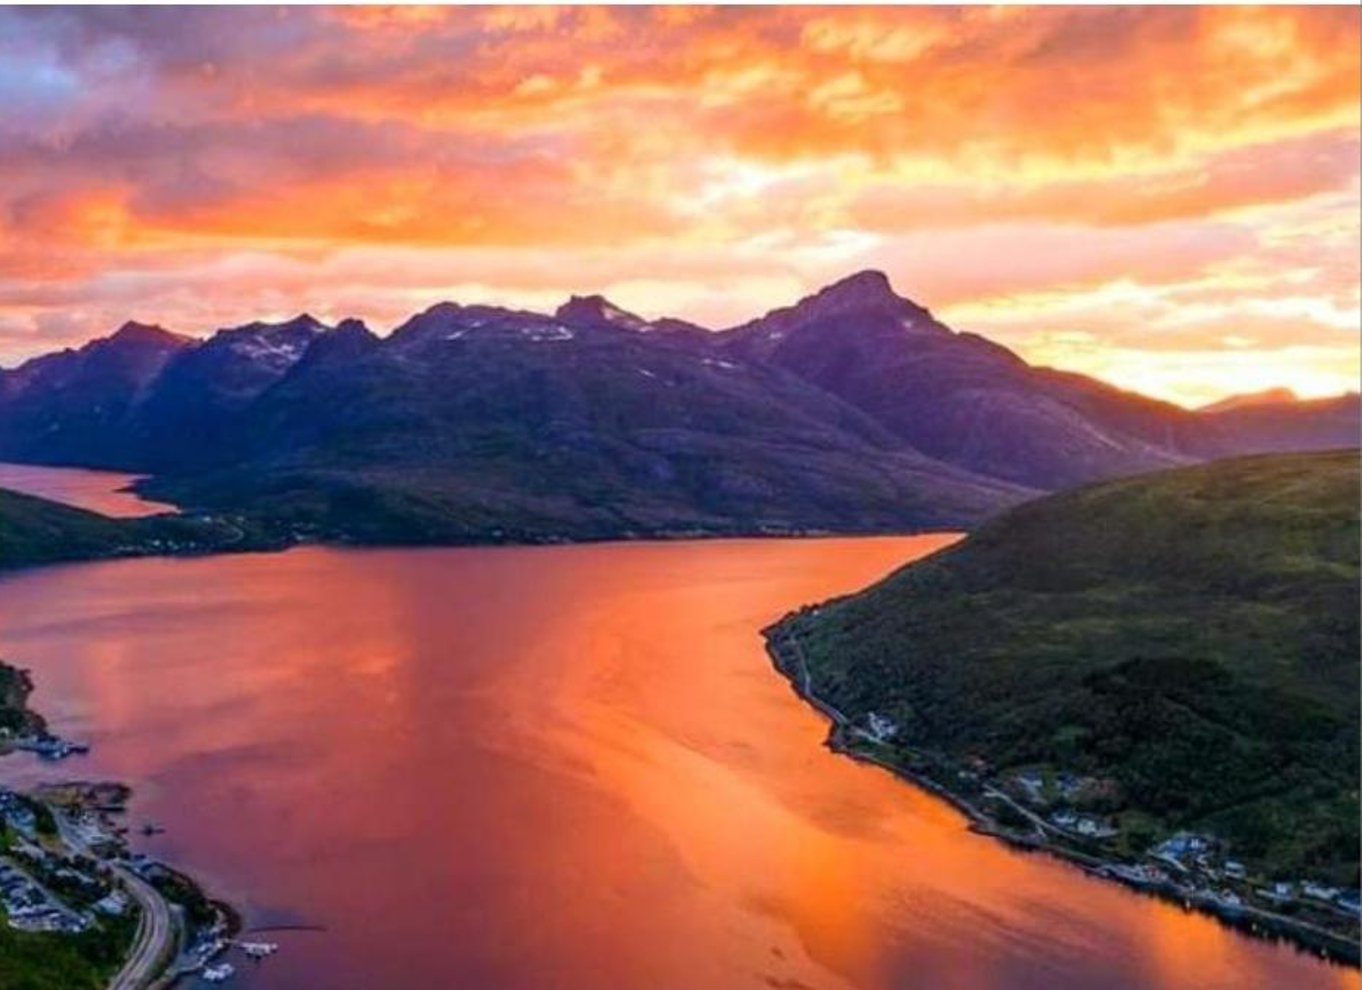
xmin=846 ymin=709 xmax=1360 ymax=961
xmin=993 ymin=763 xmax=1362 ymax=923
xmin=1 ymin=781 xmax=274 ymax=986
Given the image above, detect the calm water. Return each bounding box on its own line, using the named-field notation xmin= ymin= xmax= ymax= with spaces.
xmin=0 ymin=533 xmax=1355 ymax=989
xmin=0 ymin=461 xmax=175 ymax=517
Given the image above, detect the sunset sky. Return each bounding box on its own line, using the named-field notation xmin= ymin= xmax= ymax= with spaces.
xmin=0 ymin=5 xmax=1358 ymax=406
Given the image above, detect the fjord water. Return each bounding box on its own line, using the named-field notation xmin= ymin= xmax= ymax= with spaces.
xmin=0 ymin=537 xmax=1355 ymax=989
xmin=0 ymin=462 xmax=174 ymax=517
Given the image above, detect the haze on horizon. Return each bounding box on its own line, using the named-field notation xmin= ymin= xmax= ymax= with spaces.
xmin=0 ymin=5 xmax=1357 ymax=407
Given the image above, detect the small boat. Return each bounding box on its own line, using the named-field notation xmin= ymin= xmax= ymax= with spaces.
xmin=202 ymin=962 xmax=235 ymax=983
xmin=239 ymin=940 xmax=279 ymax=958
xmin=141 ymin=823 xmax=165 ymax=836
xmin=24 ymin=737 xmax=87 ymax=760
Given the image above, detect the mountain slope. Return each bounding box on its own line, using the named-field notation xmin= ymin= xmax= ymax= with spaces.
xmin=139 ymin=302 xmax=1030 ymax=540
xmin=1203 ymin=393 xmax=1359 ymax=455
xmin=0 ymin=323 xmax=192 ymax=468
xmin=0 ymin=271 xmax=1354 ymax=544
xmin=1200 ymin=387 xmax=1299 ymax=412
xmin=126 ymin=314 xmax=330 ymax=469
xmin=771 ymin=450 xmax=1360 ymax=881
xmin=0 ymin=487 xmax=250 ymax=570
xmin=722 ymin=272 xmax=1211 ymax=489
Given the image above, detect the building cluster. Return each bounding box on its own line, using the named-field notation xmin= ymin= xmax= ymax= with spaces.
xmin=0 ymin=788 xmax=119 ymax=934
xmin=994 ymin=772 xmax=1361 ymax=926
xmin=1005 ymin=770 xmax=1121 ymax=841
xmin=1135 ymin=830 xmax=1361 ymax=920
xmin=860 ymin=712 xmax=900 ymax=743
xmin=0 ymin=789 xmax=36 ymax=835
xmin=1050 ymin=808 xmax=1118 ymax=839
xmin=0 ymin=784 xmax=273 ymax=986
xmin=0 ymin=860 xmax=92 ymax=933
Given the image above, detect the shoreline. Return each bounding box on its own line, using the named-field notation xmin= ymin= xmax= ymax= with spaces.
xmin=762 ymin=627 xmax=1361 ymax=970
xmin=0 ymin=660 xmax=246 ymax=989
xmin=0 ymin=465 xmax=965 ymax=578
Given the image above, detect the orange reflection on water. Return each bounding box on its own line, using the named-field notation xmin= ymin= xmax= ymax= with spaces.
xmin=0 ymin=462 xmax=174 ymax=517
xmin=0 ymin=533 xmax=1355 ymax=990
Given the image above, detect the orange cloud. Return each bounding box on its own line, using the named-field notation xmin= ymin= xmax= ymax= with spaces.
xmin=0 ymin=5 xmax=1355 ymax=405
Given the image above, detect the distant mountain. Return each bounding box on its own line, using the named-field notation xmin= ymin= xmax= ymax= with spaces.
xmin=127 ymin=313 xmax=329 ymax=469
xmin=1203 ymin=392 xmax=1359 ymax=455
xmin=0 ymin=486 xmax=251 ymax=570
xmin=720 ymin=272 xmax=1209 ymax=489
xmin=0 ymin=322 xmax=192 ymax=467
xmin=1199 ymin=387 xmax=1299 ymax=413
xmin=555 ymin=295 xmax=711 ymax=344
xmin=0 ymin=272 xmax=1354 ymax=543
xmin=141 ymin=299 xmax=1027 ymax=542
xmin=771 ymin=449 xmax=1359 ymax=884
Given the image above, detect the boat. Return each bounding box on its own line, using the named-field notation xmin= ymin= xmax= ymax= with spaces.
xmin=18 ymin=736 xmax=90 ymax=760
xmin=240 ymin=940 xmax=279 ymax=958
xmin=202 ymin=962 xmax=235 ymax=983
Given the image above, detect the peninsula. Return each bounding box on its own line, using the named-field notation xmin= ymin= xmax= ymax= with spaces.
xmin=0 ymin=660 xmax=239 ymax=989
xmin=768 ymin=450 xmax=1361 ymax=964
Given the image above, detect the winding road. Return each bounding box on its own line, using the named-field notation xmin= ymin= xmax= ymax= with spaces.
xmin=53 ymin=813 xmax=180 ymax=990
xmin=107 ymin=863 xmax=176 ymax=990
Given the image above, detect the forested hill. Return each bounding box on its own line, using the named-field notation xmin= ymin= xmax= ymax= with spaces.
xmin=773 ymin=450 xmax=1360 ymax=883
xmin=0 ymin=488 xmax=251 ymax=571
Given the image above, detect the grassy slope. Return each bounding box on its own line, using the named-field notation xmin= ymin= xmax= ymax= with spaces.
xmin=0 ymin=489 xmax=151 ymax=569
xmin=780 ymin=450 xmax=1359 ymax=882
xmin=0 ymin=907 xmax=133 ymax=990
xmin=0 ymin=487 xmax=254 ymax=571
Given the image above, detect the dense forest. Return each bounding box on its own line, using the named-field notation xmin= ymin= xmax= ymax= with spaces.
xmin=777 ymin=450 xmax=1360 ymax=883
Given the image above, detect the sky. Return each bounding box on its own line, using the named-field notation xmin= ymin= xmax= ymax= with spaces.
xmin=0 ymin=5 xmax=1358 ymax=407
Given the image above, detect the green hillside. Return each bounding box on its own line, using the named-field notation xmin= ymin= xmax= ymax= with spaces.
xmin=0 ymin=663 xmax=43 ymax=736
xmin=0 ymin=488 xmax=253 ymax=571
xmin=775 ymin=450 xmax=1360 ymax=882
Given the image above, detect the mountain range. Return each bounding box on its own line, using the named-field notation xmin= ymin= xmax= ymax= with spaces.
xmin=0 ymin=271 xmax=1354 ymax=543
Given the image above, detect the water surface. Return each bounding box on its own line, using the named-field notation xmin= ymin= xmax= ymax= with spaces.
xmin=0 ymin=462 xmax=174 ymax=517
xmin=0 ymin=537 xmax=1354 ymax=990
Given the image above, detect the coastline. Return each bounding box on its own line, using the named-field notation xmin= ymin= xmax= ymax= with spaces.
xmin=0 ymin=516 xmax=941 ymax=574
xmin=3 ymin=497 xmax=1356 ymax=982
xmin=1 ymin=778 xmax=231 ymax=989
xmin=762 ymin=626 xmax=1362 ymax=969
xmin=0 ymin=666 xmax=244 ymax=989
xmin=0 ymin=460 xmax=970 ymax=578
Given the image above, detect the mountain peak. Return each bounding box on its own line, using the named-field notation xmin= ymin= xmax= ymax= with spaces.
xmin=794 ymin=270 xmax=928 ymax=321
xmin=284 ymin=312 xmax=324 ymax=331
xmin=224 ymin=313 xmax=327 ymax=338
xmin=294 ymin=317 xmax=378 ymax=368
xmin=817 ymin=269 xmax=896 ymax=303
xmin=108 ymin=321 xmax=186 ymax=348
xmin=791 ymin=269 xmax=952 ymax=333
xmin=334 ymin=317 xmax=372 ymax=336
xmin=555 ymin=295 xmax=648 ymax=331
xmin=724 ymin=268 xmax=941 ymax=352
xmin=1200 ymin=387 xmax=1300 ymax=413
xmin=259 ymin=313 xmax=327 ymax=336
